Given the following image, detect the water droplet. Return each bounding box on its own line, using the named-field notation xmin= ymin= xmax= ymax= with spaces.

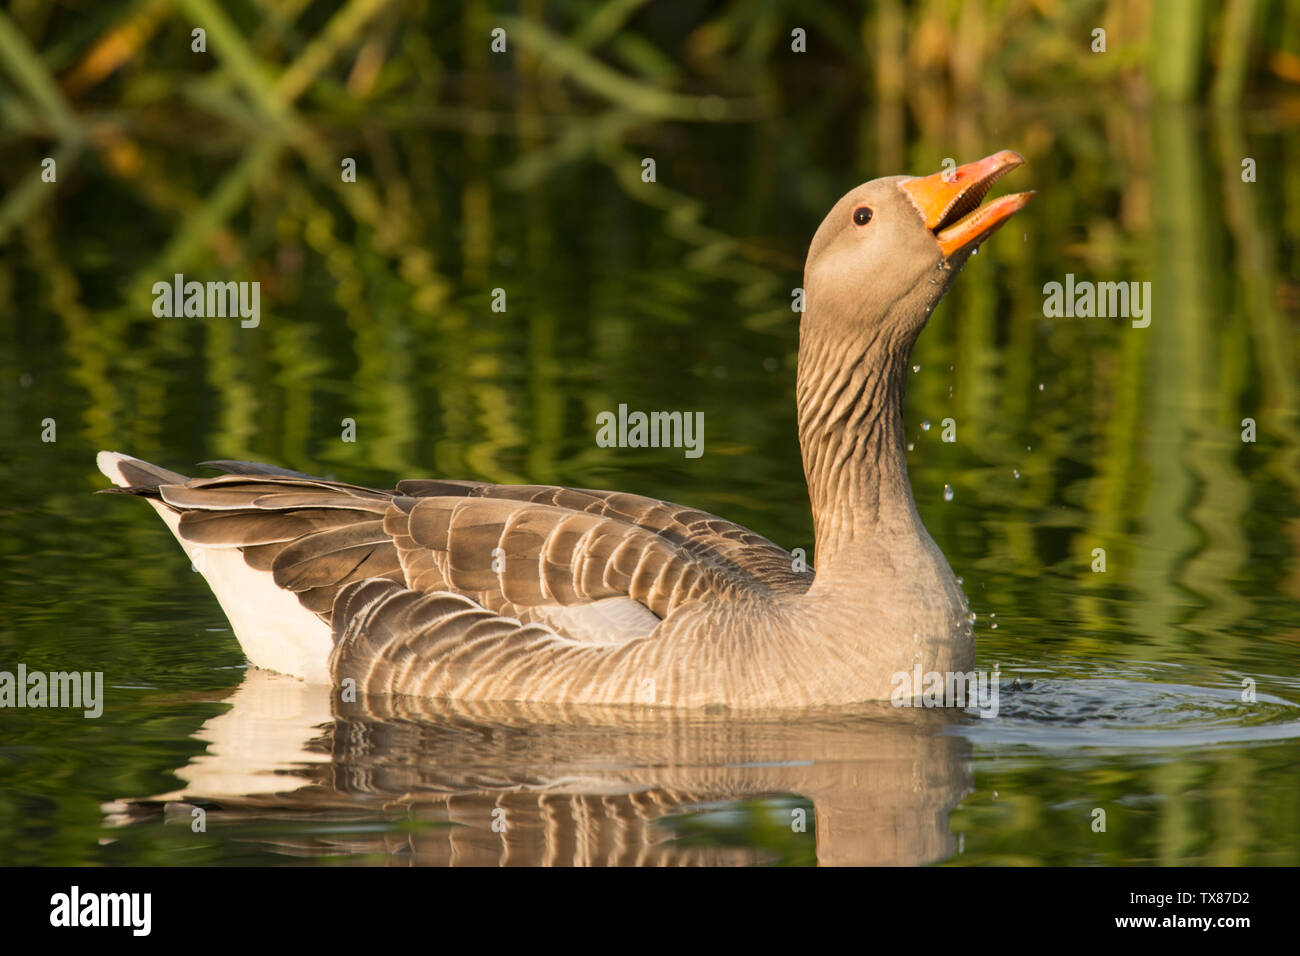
xmin=971 ymin=247 xmax=979 ymax=255
xmin=1013 ymin=469 xmax=1020 ymax=479
xmin=921 ymin=420 xmax=931 ymax=431
xmin=943 ymin=484 xmax=954 ymax=501
xmin=956 ymin=576 xmax=964 ymax=585
xmin=1037 ymin=383 xmax=1044 ymax=391
xmin=912 ymin=364 xmax=920 ymax=373
xmin=907 ymin=442 xmax=914 ymax=452
xmin=1026 ymin=445 xmax=1032 ymax=452
xmin=968 ymin=612 xmax=977 ymax=622
xmin=991 ymin=622 xmax=998 ymax=629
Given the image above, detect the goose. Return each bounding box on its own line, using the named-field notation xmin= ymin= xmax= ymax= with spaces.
xmin=99 ymin=150 xmax=1033 ymax=709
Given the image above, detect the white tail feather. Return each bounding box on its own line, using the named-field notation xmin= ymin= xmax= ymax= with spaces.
xmin=98 ymin=451 xmax=333 ymax=683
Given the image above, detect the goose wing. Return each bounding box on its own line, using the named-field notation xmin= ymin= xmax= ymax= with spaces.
xmin=164 ymin=462 xmax=811 ymax=651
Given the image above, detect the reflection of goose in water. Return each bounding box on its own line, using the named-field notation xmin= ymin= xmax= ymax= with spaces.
xmin=97 ymin=152 xmax=1032 ymax=708
xmin=105 ymin=671 xmax=972 ymax=866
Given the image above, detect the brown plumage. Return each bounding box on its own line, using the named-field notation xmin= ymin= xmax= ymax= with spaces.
xmin=99 ymin=151 xmax=1033 ymax=708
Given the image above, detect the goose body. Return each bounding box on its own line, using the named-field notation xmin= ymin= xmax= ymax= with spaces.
xmin=99 ymin=152 xmax=1032 ymax=709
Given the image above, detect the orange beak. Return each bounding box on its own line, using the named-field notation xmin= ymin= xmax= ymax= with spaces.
xmin=900 ymin=150 xmax=1034 ymax=258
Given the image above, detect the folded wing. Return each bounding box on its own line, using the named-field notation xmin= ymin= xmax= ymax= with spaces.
xmin=164 ymin=462 xmax=811 ymax=652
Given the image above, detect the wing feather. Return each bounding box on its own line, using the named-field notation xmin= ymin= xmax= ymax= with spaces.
xmin=152 ymin=462 xmax=810 ymax=653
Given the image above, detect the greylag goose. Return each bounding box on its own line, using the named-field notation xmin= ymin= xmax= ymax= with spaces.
xmin=99 ymin=150 xmax=1033 ymax=709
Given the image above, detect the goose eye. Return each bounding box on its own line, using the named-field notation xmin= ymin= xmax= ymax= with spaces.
xmin=853 ymin=206 xmax=873 ymax=226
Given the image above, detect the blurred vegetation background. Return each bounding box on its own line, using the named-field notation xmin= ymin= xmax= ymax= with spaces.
xmin=0 ymin=0 xmax=1299 ymax=865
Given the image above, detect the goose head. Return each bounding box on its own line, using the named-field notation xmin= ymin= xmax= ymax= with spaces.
xmin=802 ymin=150 xmax=1034 ymax=344
xmin=795 ymin=151 xmax=1034 ymax=564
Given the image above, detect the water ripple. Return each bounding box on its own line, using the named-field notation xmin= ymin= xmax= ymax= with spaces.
xmin=953 ymin=679 xmax=1300 ymax=750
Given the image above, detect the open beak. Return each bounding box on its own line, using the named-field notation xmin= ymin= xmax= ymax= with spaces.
xmin=900 ymin=150 xmax=1034 ymax=258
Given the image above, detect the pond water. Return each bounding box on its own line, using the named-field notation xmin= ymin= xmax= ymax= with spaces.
xmin=2 ymin=82 xmax=1298 ymax=864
